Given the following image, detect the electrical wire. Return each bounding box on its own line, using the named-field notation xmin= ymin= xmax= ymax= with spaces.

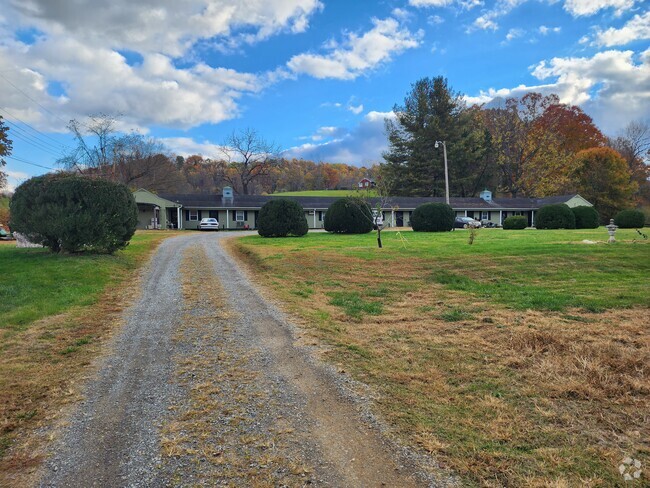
xmin=5 ymin=155 xmax=55 ymax=170
xmin=0 ymin=107 xmax=69 ymax=150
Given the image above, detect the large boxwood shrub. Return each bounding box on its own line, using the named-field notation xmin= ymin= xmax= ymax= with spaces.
xmin=502 ymin=215 xmax=527 ymax=229
xmin=410 ymin=203 xmax=454 ymax=232
xmin=614 ymin=209 xmax=645 ymax=228
xmin=10 ymin=174 xmax=137 ymax=253
xmin=571 ymin=206 xmax=599 ymax=229
xmin=535 ymin=204 xmax=576 ymax=229
xmin=257 ymin=199 xmax=308 ymax=237
xmin=324 ymin=197 xmax=373 ymax=234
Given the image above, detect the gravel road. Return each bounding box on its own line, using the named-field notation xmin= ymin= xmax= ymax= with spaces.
xmin=38 ymin=232 xmax=451 ymax=487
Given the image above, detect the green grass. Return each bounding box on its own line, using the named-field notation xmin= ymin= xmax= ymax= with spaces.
xmin=238 ymin=227 xmax=649 ymax=312
xmin=271 ymin=189 xmax=378 ymax=197
xmin=0 ymin=232 xmax=165 ymax=332
xmin=328 ymin=291 xmax=383 ymax=319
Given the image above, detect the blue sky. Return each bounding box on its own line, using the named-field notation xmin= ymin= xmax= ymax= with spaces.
xmin=1 ymin=0 xmax=648 ymax=191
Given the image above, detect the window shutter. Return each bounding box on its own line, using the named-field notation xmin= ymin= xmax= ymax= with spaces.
xmin=198 ymin=210 xmax=202 ymax=220
xmin=244 ymin=210 xmax=248 ymax=220
xmin=185 ymin=210 xmax=189 ymax=221
xmin=232 ymin=210 xmax=236 ymax=221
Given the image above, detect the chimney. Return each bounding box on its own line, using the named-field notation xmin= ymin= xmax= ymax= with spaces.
xmin=480 ymin=189 xmax=492 ymax=202
xmin=222 ymin=186 xmax=234 ymax=205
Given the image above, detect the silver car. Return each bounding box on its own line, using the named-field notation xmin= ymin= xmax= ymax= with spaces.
xmin=199 ymin=217 xmax=219 ymax=231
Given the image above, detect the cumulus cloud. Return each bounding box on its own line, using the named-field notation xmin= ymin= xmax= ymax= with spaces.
xmin=348 ymin=104 xmax=364 ymax=114
xmin=283 ymin=111 xmax=397 ymax=165
xmin=409 ymin=0 xmax=453 ymax=6
xmin=160 ymin=137 xmax=225 ymax=158
xmin=504 ymin=28 xmax=525 ymax=42
xmin=563 ymin=0 xmax=636 ymax=17
xmin=539 ymin=25 xmax=561 ymax=35
xmin=466 ymin=49 xmax=650 ymax=134
xmin=592 ymin=11 xmax=650 ymax=46
xmin=287 ymin=17 xmax=421 ymax=80
xmin=7 ymin=0 xmax=324 ymax=57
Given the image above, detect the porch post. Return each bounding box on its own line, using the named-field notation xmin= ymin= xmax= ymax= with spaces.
xmin=177 ymin=207 xmax=182 ymax=230
xmin=226 ymin=210 xmax=229 ymax=230
xmin=313 ymin=210 xmax=316 ymax=228
xmin=531 ymin=210 xmax=535 ymax=227
xmin=391 ymin=210 xmax=395 ymax=227
xmin=464 ymin=210 xmax=467 ymax=217
xmin=499 ymin=210 xmax=503 ymax=226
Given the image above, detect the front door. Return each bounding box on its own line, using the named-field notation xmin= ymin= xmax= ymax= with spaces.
xmin=396 ymin=211 xmax=404 ymax=227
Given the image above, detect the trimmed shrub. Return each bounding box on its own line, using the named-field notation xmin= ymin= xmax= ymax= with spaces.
xmin=324 ymin=197 xmax=373 ymax=234
xmin=257 ymin=199 xmax=308 ymax=237
xmin=10 ymin=174 xmax=137 ymax=253
xmin=502 ymin=215 xmax=527 ymax=229
xmin=535 ymin=204 xmax=576 ymax=230
xmin=411 ymin=203 xmax=454 ymax=232
xmin=571 ymin=206 xmax=599 ymax=229
xmin=614 ymin=209 xmax=645 ymax=228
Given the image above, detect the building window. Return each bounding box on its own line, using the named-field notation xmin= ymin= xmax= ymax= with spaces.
xmin=514 ymin=211 xmax=523 ymax=216
xmin=236 ymin=210 xmax=245 ymax=222
xmin=189 ymin=210 xmax=198 ymax=221
xmin=318 ymin=211 xmax=323 ymax=222
xmin=481 ymin=211 xmax=489 ymax=220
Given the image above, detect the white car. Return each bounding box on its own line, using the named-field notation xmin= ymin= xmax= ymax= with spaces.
xmin=199 ymin=217 xmax=219 ymax=231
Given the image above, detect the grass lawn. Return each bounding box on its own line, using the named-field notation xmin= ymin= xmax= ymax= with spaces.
xmin=232 ymin=228 xmax=649 ymax=487
xmin=0 ymin=231 xmax=178 ymax=484
xmin=272 ymin=189 xmax=378 ymax=197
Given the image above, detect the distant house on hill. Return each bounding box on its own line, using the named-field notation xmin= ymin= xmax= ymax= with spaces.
xmin=133 ymin=187 xmax=593 ymax=231
xmin=358 ymin=178 xmax=376 ymax=189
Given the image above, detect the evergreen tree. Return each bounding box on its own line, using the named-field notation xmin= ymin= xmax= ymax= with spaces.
xmin=382 ymin=76 xmax=493 ymax=197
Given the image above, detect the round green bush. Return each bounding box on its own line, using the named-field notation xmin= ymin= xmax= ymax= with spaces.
xmin=410 ymin=203 xmax=454 ymax=232
xmin=535 ymin=204 xmax=576 ymax=230
xmin=614 ymin=209 xmax=645 ymax=228
xmin=571 ymin=206 xmax=599 ymax=229
xmin=257 ymin=199 xmax=308 ymax=237
xmin=502 ymin=215 xmax=527 ymax=229
xmin=324 ymin=197 xmax=373 ymax=234
xmin=10 ymin=174 xmax=137 ymax=253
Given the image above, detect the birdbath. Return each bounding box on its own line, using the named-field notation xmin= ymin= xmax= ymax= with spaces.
xmin=606 ymin=219 xmax=618 ymax=243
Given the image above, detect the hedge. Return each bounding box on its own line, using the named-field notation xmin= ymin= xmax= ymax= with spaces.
xmin=324 ymin=197 xmax=373 ymax=234
xmin=571 ymin=206 xmax=599 ymax=229
xmin=614 ymin=209 xmax=645 ymax=228
xmin=410 ymin=203 xmax=454 ymax=232
xmin=10 ymin=174 xmax=137 ymax=253
xmin=257 ymin=199 xmax=308 ymax=237
xmin=535 ymin=204 xmax=576 ymax=230
xmin=502 ymin=215 xmax=527 ymax=229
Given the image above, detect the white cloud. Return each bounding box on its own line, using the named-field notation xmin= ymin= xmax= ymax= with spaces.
xmin=409 ymin=0 xmax=453 ymax=6
xmin=563 ymin=0 xmax=636 ymax=17
xmin=391 ymin=8 xmax=412 ymax=20
xmin=472 ymin=15 xmax=498 ymax=31
xmin=160 ymin=137 xmax=225 ymax=158
xmin=283 ymin=111 xmax=396 ymax=164
xmin=4 ymin=170 xmax=32 ymax=193
xmin=592 ymin=11 xmax=650 ymax=46
xmin=539 ymin=25 xmax=561 ymax=35
xmin=287 ymin=17 xmax=421 ymax=80
xmin=505 ymin=28 xmax=525 ymax=42
xmin=7 ymin=0 xmax=324 ymax=57
xmin=348 ymin=103 xmax=364 ymax=114
xmin=466 ymin=49 xmax=650 ymax=134
xmin=428 ymin=15 xmax=445 ymax=24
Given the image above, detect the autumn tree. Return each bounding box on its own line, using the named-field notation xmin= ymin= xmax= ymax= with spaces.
xmin=570 ymin=147 xmax=636 ymax=220
xmin=383 ymin=76 xmax=493 ymax=197
xmin=608 ymin=120 xmax=650 ymax=204
xmin=219 ymin=128 xmax=279 ymax=195
xmin=0 ymin=116 xmax=12 ymax=190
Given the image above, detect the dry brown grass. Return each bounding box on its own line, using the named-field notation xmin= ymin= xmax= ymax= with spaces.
xmin=229 ymin=238 xmax=650 ymax=487
xmin=0 ymin=232 xmax=175 ymax=487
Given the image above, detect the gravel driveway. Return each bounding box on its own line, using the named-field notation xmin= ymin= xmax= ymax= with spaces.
xmin=39 ymin=232 xmax=450 ymax=487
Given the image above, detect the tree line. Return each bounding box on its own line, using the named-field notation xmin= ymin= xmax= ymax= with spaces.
xmin=383 ymin=76 xmax=649 ymax=219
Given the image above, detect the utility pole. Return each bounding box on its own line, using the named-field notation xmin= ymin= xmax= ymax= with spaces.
xmin=435 ymin=140 xmax=450 ymax=204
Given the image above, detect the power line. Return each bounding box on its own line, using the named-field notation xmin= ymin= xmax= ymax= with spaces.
xmin=2 ymin=119 xmax=66 ymax=156
xmin=0 ymin=72 xmax=91 ymax=131
xmin=0 ymin=107 xmax=70 ymax=150
xmin=6 ymin=155 xmax=56 ymax=170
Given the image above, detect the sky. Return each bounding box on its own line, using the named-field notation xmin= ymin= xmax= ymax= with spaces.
xmin=0 ymin=0 xmax=649 ymax=191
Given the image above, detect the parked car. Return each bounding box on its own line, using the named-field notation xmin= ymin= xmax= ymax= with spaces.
xmin=454 ymin=217 xmax=481 ymax=229
xmin=199 ymin=217 xmax=219 ymax=231
xmin=0 ymin=225 xmax=13 ymax=240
